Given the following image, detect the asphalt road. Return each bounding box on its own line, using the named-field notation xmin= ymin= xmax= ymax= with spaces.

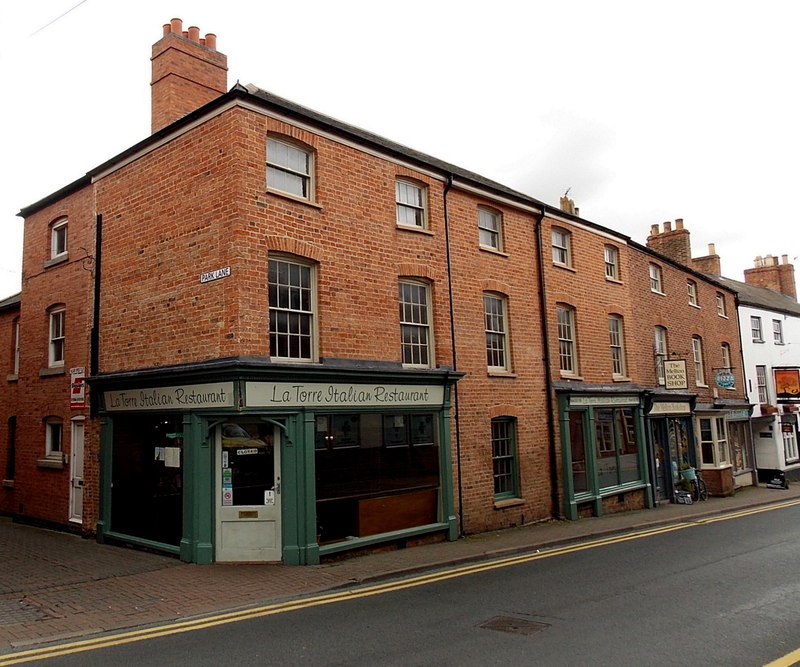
xmin=19 ymin=503 xmax=800 ymax=666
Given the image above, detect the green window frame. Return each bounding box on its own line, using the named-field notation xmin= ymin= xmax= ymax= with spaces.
xmin=491 ymin=417 xmax=519 ymax=499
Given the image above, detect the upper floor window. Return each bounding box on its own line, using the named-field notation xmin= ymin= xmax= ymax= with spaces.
xmin=491 ymin=417 xmax=519 ymax=500
xmin=11 ymin=317 xmax=20 ymax=375
xmin=399 ymin=280 xmax=432 ymax=367
xmin=692 ymin=335 xmax=706 ymax=386
xmin=557 ymin=304 xmax=578 ymax=375
xmin=721 ymin=343 xmax=732 ymax=372
xmin=751 ymin=316 xmax=763 ymax=343
xmin=649 ymin=263 xmax=663 ymax=293
xmin=551 ymin=228 xmax=572 ymax=267
xmin=773 ymin=319 xmax=784 ymax=344
xmin=716 ymin=293 xmax=727 ymax=317
xmin=478 ymin=207 xmax=502 ymax=251
xmin=48 ymin=307 xmax=65 ymax=367
xmin=608 ymin=315 xmax=627 ymax=378
xmin=604 ymin=245 xmax=619 ymax=281
xmin=268 ymin=257 xmax=315 ymax=361
xmin=266 ymin=137 xmax=312 ymax=200
xmin=484 ymin=293 xmax=509 ymax=372
xmin=654 ymin=326 xmax=668 ymax=385
xmin=687 ymin=280 xmax=699 ymax=306
xmin=396 ymin=179 xmax=427 ymax=229
xmin=756 ymin=365 xmax=769 ymax=403
xmin=50 ymin=218 xmax=68 ymax=259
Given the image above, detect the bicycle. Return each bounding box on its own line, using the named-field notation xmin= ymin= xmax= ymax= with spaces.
xmin=688 ymin=468 xmax=708 ymax=502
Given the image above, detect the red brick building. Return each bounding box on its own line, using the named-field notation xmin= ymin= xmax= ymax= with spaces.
xmin=0 ymin=20 xmax=752 ymax=564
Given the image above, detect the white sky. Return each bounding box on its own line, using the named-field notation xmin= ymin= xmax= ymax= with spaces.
xmin=1 ymin=0 xmax=798 ymax=300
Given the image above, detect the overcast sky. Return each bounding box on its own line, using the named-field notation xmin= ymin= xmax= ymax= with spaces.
xmin=1 ymin=0 xmax=798 ymax=300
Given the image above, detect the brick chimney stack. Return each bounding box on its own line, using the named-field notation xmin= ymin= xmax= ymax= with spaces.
xmin=692 ymin=242 xmax=722 ymax=275
xmin=151 ymin=18 xmax=228 ymax=133
xmin=646 ymin=218 xmax=693 ymax=266
xmin=744 ymin=254 xmax=797 ymax=301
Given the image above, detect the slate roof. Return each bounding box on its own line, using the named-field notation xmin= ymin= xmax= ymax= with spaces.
xmin=708 ymin=274 xmax=800 ymax=317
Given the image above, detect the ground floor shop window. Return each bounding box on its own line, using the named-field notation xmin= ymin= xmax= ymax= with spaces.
xmin=569 ymin=412 xmax=588 ymax=493
xmin=315 ymin=412 xmax=439 ymax=543
xmin=595 ymin=408 xmax=639 ymax=488
xmin=728 ymin=420 xmax=752 ymax=472
xmin=698 ymin=416 xmax=729 ymax=467
xmin=650 ymin=416 xmax=693 ymax=501
xmin=782 ymin=416 xmax=799 ymax=463
xmin=110 ymin=414 xmax=184 ymax=546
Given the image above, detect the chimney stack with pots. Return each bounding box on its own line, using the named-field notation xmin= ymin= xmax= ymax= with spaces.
xmin=692 ymin=242 xmax=722 ymax=275
xmin=646 ymin=219 xmax=692 ymax=266
xmin=744 ymin=254 xmax=797 ymax=301
xmin=151 ymin=18 xmax=228 ymax=133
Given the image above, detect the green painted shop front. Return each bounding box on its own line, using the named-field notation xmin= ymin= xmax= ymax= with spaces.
xmin=92 ymin=363 xmax=460 ymax=565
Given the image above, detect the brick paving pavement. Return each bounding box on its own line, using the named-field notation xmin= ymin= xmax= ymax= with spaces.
xmin=1 ymin=484 xmax=798 ymax=653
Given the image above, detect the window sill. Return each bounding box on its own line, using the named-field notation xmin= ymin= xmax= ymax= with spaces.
xmin=560 ymin=372 xmax=584 ymax=380
xmin=6 ymin=373 xmax=18 ymax=382
xmin=696 ymin=383 xmax=709 ymax=388
xmin=265 ymin=188 xmax=323 ymax=210
xmin=651 ymin=290 xmax=666 ymax=296
xmin=553 ymin=263 xmax=576 ymax=272
xmin=44 ymin=253 xmax=69 ymax=269
xmin=1 ymin=479 xmax=13 ymax=489
xmin=689 ymin=303 xmax=701 ymax=309
xmin=488 ymin=371 xmax=517 ymax=378
xmin=37 ymin=457 xmax=64 ymax=470
xmin=479 ymin=246 xmax=508 ymax=257
xmin=718 ymin=314 xmax=729 ymax=319
xmin=494 ymin=497 xmax=523 ymax=510
xmin=396 ymin=224 xmax=434 ymax=236
xmin=605 ymin=277 xmax=623 ymax=285
xmin=40 ymin=366 xmax=65 ymax=377
xmin=612 ymin=376 xmax=632 ymax=383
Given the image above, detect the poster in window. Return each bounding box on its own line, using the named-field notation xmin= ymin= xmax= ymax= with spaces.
xmin=775 ymin=369 xmax=800 ymax=400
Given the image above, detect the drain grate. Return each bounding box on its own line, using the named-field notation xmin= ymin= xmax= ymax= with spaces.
xmin=479 ymin=616 xmax=551 ymax=636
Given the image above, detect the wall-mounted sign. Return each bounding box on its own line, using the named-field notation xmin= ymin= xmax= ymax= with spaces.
xmin=715 ymin=370 xmax=736 ymax=389
xmin=569 ymin=395 xmax=639 ymax=407
xmin=775 ymin=369 xmax=800 ymax=401
xmin=664 ymin=360 xmax=688 ymax=390
xmin=200 ymin=266 xmax=231 ymax=283
xmin=70 ymin=367 xmax=86 ymax=409
xmin=649 ymin=401 xmax=691 ymax=415
xmin=246 ymin=382 xmax=444 ymax=408
xmin=105 ymin=382 xmax=235 ymax=411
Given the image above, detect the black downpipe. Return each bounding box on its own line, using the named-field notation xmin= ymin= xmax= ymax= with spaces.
xmin=534 ymin=209 xmax=562 ymax=518
xmin=442 ymin=174 xmax=465 ymax=535
xmin=90 ymin=213 xmax=102 ymax=417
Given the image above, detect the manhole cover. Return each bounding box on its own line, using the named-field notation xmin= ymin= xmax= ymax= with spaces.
xmin=479 ymin=616 xmax=550 ymax=636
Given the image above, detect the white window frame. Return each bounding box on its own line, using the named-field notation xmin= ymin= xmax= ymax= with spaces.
xmin=698 ymin=416 xmax=729 ymax=467
xmin=557 ymin=304 xmax=577 ymax=375
xmin=266 ymin=137 xmax=313 ymax=200
xmin=692 ymin=336 xmax=706 ymax=386
xmin=551 ymin=228 xmax=572 ymax=267
xmin=45 ymin=417 xmax=63 ymax=458
xmin=608 ymin=315 xmax=627 ymax=378
xmin=649 ymin=263 xmax=663 ymax=293
xmin=773 ymin=319 xmax=784 ymax=345
xmin=756 ymin=365 xmax=769 ymax=403
xmin=604 ymin=245 xmax=619 ymax=281
xmin=396 ymin=179 xmax=427 ymax=229
xmin=654 ymin=326 xmax=667 ymax=385
xmin=687 ymin=280 xmax=699 ymax=307
xmin=751 ymin=316 xmax=763 ymax=342
xmin=399 ymin=280 xmax=433 ymax=368
xmin=716 ymin=293 xmax=727 ymax=317
xmin=478 ymin=207 xmax=502 ymax=251
xmin=721 ymin=343 xmax=732 ymax=373
xmin=50 ymin=218 xmax=68 ymax=259
xmin=484 ymin=293 xmax=509 ymax=372
xmin=783 ymin=420 xmax=799 ymax=463
xmin=268 ymin=257 xmax=316 ymax=362
xmin=49 ymin=308 xmax=65 ymax=367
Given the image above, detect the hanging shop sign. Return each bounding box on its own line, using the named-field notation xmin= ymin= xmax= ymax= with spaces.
xmin=664 ymin=360 xmax=688 ymax=390
xmin=715 ymin=370 xmax=736 ymax=389
xmin=775 ymin=369 xmax=800 ymax=401
xmin=246 ymin=382 xmax=444 ymax=408
xmin=70 ymin=367 xmax=86 ymax=409
xmin=105 ymin=382 xmax=235 ymax=411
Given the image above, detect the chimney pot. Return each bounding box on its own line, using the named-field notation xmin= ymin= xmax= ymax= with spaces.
xmin=708 ymin=243 xmax=716 ymax=255
xmin=650 ymin=224 xmax=659 ymax=236
xmin=205 ymin=33 xmax=217 ymax=50
xmin=188 ymin=26 xmax=200 ymax=42
xmin=782 ymin=254 xmax=789 ymax=265
xmin=163 ymin=23 xmax=172 ymax=37
xmin=675 ymin=218 xmax=684 ymax=229
xmin=663 ymin=221 xmax=672 ymax=232
xmin=170 ymin=18 xmax=183 ymax=34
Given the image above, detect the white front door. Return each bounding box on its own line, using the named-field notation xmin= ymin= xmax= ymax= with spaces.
xmin=69 ymin=418 xmax=85 ymax=523
xmin=216 ymin=422 xmax=282 ymax=562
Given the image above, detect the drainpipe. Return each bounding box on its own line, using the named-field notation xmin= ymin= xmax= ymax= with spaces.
xmin=442 ymin=173 xmax=465 ymax=535
xmin=534 ymin=207 xmax=561 ymax=518
xmin=90 ymin=214 xmax=102 ymax=417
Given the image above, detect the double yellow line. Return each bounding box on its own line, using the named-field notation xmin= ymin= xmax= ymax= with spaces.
xmin=3 ymin=498 xmax=800 ymax=666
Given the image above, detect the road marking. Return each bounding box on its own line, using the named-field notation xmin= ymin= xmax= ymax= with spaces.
xmin=764 ymin=647 xmax=800 ymax=666
xmin=2 ymin=499 xmax=800 ymax=665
